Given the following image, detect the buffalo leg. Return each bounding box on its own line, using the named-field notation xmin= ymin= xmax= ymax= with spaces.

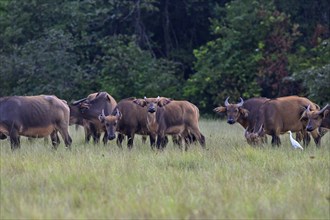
xmin=302 ymin=131 xmax=311 ymax=147
xmin=58 ymin=130 xmax=72 ymax=148
xmin=295 ymin=132 xmax=302 ymax=143
xmin=84 ymin=126 xmax=92 ymax=143
xmin=199 ymin=134 xmax=206 ymax=148
xmin=163 ymin=136 xmax=169 ymax=148
xmin=93 ymin=133 xmax=101 ymax=144
xmin=102 ymin=131 xmax=108 ymax=145
xmin=89 ymin=124 xmax=100 ymax=144
xmin=310 ymin=129 xmax=321 ymax=147
xmin=116 ymin=133 xmax=125 ymax=148
xmin=271 ymin=135 xmax=281 ymax=147
xmin=189 ymin=129 xmax=206 ymax=149
xmin=142 ymin=136 xmax=147 ymax=144
xmin=295 ymin=130 xmax=310 ymax=147
xmin=9 ymin=133 xmax=20 ymax=150
xmin=149 ymin=134 xmax=156 ymax=149
xmin=127 ymin=134 xmax=135 ymax=149
xmin=156 ymin=135 xmax=167 ymax=150
xmin=50 ymin=131 xmax=60 ymax=149
xmin=172 ymin=135 xmax=181 ymax=146
xmin=57 ymin=123 xmax=72 ymax=148
xmin=314 ymin=136 xmax=321 ymax=147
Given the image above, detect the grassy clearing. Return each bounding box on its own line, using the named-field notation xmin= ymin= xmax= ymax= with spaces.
xmin=1 ymin=120 xmax=329 ymax=219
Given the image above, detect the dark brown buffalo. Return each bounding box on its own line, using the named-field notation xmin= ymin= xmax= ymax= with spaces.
xmin=214 ymin=97 xmax=270 ymax=127
xmin=133 ymin=97 xmax=205 ymax=150
xmin=250 ymin=96 xmax=321 ymax=146
xmin=302 ymin=104 xmax=330 ymax=131
xmin=213 ymin=97 xmax=270 ymax=145
xmin=98 ymin=97 xmax=156 ymax=149
xmin=71 ymin=92 xmax=117 ymax=145
xmin=69 ymin=99 xmax=99 ymax=144
xmin=0 ymin=95 xmax=72 ymax=150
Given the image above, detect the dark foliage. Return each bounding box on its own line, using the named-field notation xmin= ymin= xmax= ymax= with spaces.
xmin=0 ymin=0 xmax=329 ymax=113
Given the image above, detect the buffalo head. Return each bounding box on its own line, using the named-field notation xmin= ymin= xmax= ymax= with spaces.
xmin=213 ymin=97 xmax=248 ymax=124
xmin=133 ymin=96 xmax=172 ymax=113
xmin=98 ymin=109 xmax=122 ymax=140
xmin=301 ymin=104 xmax=329 ymax=132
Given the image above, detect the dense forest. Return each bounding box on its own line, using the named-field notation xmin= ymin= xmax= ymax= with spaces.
xmin=0 ymin=0 xmax=329 ymax=113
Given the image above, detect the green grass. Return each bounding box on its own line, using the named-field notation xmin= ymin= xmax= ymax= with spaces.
xmin=1 ymin=120 xmax=329 ymax=219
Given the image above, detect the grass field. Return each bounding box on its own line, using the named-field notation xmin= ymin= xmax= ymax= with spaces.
xmin=1 ymin=119 xmax=329 ymax=219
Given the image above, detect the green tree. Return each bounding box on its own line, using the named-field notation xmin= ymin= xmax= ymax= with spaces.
xmin=184 ymin=0 xmax=270 ymax=112
xmin=0 ymin=30 xmax=84 ymax=99
xmin=96 ymin=35 xmax=183 ymax=100
xmin=184 ymin=0 xmax=304 ymax=113
xmin=292 ymin=64 xmax=330 ymax=106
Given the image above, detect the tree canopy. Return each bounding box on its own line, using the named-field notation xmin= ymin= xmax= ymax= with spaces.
xmin=0 ymin=0 xmax=329 ymax=113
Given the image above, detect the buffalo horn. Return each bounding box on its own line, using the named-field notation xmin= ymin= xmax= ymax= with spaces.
xmin=237 ymin=97 xmax=244 ymax=107
xmin=115 ymin=108 xmax=120 ymax=117
xmin=224 ymin=97 xmax=230 ymax=107
xmin=319 ymin=104 xmax=329 ymax=114
xmin=72 ymin=98 xmax=87 ymax=105
xmin=300 ymin=106 xmax=308 ymax=120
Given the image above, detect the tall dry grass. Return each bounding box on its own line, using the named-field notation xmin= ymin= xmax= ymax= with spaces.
xmin=0 ymin=119 xmax=329 ymax=219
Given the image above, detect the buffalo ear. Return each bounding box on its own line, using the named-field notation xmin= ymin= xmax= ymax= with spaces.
xmin=323 ymin=109 xmax=329 ymax=118
xmin=133 ymin=99 xmax=146 ymax=107
xmin=240 ymin=108 xmax=249 ymax=118
xmin=79 ymin=102 xmax=90 ymax=110
xmin=213 ymin=106 xmax=226 ymax=113
xmin=98 ymin=115 xmax=105 ymax=123
xmin=158 ymin=98 xmax=172 ymax=107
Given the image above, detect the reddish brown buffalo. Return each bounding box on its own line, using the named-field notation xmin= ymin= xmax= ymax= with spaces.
xmin=0 ymin=95 xmax=72 ymax=150
xmin=302 ymin=104 xmax=330 ymax=131
xmin=70 ymin=92 xmax=117 ymax=145
xmin=250 ymin=96 xmax=321 ymax=146
xmin=98 ymin=97 xmax=156 ymax=149
xmin=133 ymin=97 xmax=205 ymax=150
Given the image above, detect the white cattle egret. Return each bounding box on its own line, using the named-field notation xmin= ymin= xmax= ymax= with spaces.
xmin=288 ymin=131 xmax=304 ymax=150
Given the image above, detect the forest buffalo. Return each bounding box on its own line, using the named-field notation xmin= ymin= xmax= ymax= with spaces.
xmin=69 ymin=96 xmax=99 ymax=144
xmin=248 ymin=96 xmax=321 ymax=147
xmin=98 ymin=97 xmax=156 ymax=149
xmin=70 ymin=92 xmax=117 ymax=145
xmin=0 ymin=95 xmax=72 ymax=150
xmin=133 ymin=97 xmax=205 ymax=150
